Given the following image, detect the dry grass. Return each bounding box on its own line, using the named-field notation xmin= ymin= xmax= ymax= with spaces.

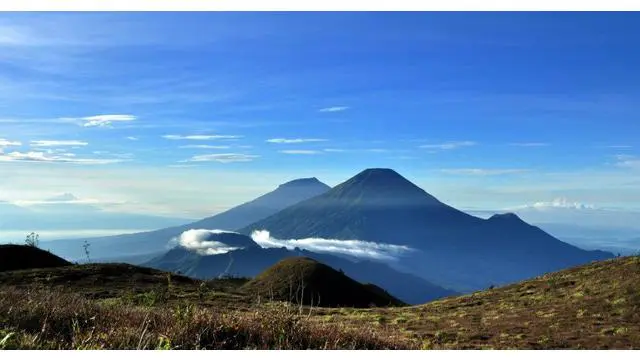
xmin=313 ymin=256 xmax=640 ymax=349
xmin=3 ymin=255 xmax=640 ymax=349
xmin=0 ymin=287 xmax=416 ymax=350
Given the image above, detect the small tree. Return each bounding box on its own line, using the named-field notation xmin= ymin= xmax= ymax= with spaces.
xmin=25 ymin=232 xmax=39 ymax=248
xmin=82 ymin=240 xmax=91 ymax=263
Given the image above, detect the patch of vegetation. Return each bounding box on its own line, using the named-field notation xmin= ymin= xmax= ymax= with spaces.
xmin=242 ymin=257 xmax=404 ymax=308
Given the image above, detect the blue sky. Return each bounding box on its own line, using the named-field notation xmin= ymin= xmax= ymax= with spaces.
xmin=1 ymin=12 xmax=639 ymax=218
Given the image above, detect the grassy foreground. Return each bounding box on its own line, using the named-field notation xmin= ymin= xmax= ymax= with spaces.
xmin=0 ymin=287 xmax=415 ymax=350
xmin=1 ymin=255 xmax=640 ymax=349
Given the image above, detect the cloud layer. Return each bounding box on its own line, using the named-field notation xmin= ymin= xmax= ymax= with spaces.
xmin=250 ymin=230 xmax=415 ymax=261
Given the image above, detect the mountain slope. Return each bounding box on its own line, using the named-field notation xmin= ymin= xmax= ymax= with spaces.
xmin=242 ymin=257 xmax=404 ymax=307
xmin=318 ymin=255 xmax=640 ymax=349
xmin=239 ymin=168 xmax=613 ymax=291
xmin=43 ymin=178 xmax=331 ymax=261
xmin=145 ymin=239 xmax=456 ymax=304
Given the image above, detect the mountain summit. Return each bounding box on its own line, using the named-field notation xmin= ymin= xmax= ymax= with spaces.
xmin=239 ymin=168 xmax=612 ymax=292
xmin=328 ymin=168 xmax=443 ymax=207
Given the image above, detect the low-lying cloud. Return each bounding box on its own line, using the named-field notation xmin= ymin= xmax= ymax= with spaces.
xmin=172 ymin=229 xmax=244 ymax=256
xmin=250 ymin=230 xmax=415 ymax=261
xmin=511 ymin=198 xmax=597 ymax=210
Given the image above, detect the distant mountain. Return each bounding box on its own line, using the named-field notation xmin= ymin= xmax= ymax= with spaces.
xmin=44 ymin=178 xmax=330 ymax=261
xmin=145 ymin=232 xmax=456 ymax=305
xmin=239 ymin=168 xmax=613 ymax=292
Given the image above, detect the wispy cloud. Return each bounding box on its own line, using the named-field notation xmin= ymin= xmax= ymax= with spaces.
xmin=59 ymin=114 xmax=137 ymax=127
xmin=605 ymin=145 xmax=633 ymax=149
xmin=251 ymin=230 xmax=415 ymax=261
xmin=509 ymin=198 xmax=596 ymax=210
xmin=509 ymin=142 xmax=550 ymax=147
xmin=266 ymin=138 xmax=327 ymax=144
xmin=318 ymin=106 xmax=349 ymax=113
xmin=125 ymin=136 xmax=139 ymax=141
xmin=366 ymin=148 xmax=389 ymax=153
xmin=279 ymin=150 xmax=323 ymax=155
xmin=164 ymin=134 xmax=242 ymax=141
xmin=323 ymin=148 xmax=346 ymax=153
xmin=183 ymin=153 xmax=259 ymax=163
xmin=13 ymin=192 xmax=127 ymax=207
xmin=615 ymin=155 xmax=640 ymax=169
xmin=30 ymin=140 xmax=88 ymax=147
xmin=419 ymin=141 xmax=477 ymax=151
xmin=0 ymin=151 xmax=124 ymax=164
xmin=0 ymin=138 xmax=21 ymax=147
xmin=441 ymin=168 xmax=530 ymax=176
xmin=178 ymin=145 xmax=231 ymax=149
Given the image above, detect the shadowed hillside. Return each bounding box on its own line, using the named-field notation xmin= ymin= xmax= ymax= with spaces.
xmin=242 ymin=257 xmax=405 ymax=308
xmin=0 ymin=244 xmax=71 ymax=272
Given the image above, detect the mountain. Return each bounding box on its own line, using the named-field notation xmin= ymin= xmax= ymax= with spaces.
xmin=238 ymin=168 xmax=613 ymax=292
xmin=43 ymin=178 xmax=331 ymax=261
xmin=242 ymin=257 xmax=405 ymax=307
xmin=145 ymin=234 xmax=456 ymax=304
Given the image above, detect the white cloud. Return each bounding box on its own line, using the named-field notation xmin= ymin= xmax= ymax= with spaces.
xmin=279 ymin=150 xmax=323 ymax=155
xmin=509 ymin=142 xmax=550 ymax=147
xmin=366 ymin=148 xmax=389 ymax=153
xmin=604 ymin=145 xmax=633 ymax=149
xmin=0 ymin=138 xmax=21 ymax=147
xmin=266 ymin=138 xmax=327 ymax=144
xmin=163 ymin=134 xmax=242 ymax=140
xmin=510 ymin=198 xmax=597 ymax=210
xmin=419 ymin=141 xmax=477 ymax=150
xmin=441 ymin=168 xmax=529 ymax=176
xmin=0 ymin=151 xmax=124 ymax=165
xmin=14 ymin=192 xmax=127 ymax=207
xmin=126 ymin=136 xmax=139 ymax=141
xmin=30 ymin=140 xmax=88 ymax=147
xmin=172 ymin=229 xmax=244 ymax=256
xmin=615 ymin=155 xmax=640 ymax=169
xmin=251 ymin=230 xmax=415 ymax=261
xmin=323 ymin=148 xmax=346 ymax=153
xmin=184 ymin=153 xmax=259 ymax=163
xmin=319 ymin=106 xmax=349 ymax=113
xmin=179 ymin=145 xmax=231 ymax=149
xmin=60 ymin=114 xmax=136 ymax=127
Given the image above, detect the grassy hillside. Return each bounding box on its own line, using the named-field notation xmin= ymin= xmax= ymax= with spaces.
xmin=1 ymin=248 xmax=639 ymax=349
xmin=0 ymin=244 xmax=71 ymax=272
xmin=313 ymin=256 xmax=640 ymax=349
xmin=242 ymin=257 xmax=405 ymax=307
